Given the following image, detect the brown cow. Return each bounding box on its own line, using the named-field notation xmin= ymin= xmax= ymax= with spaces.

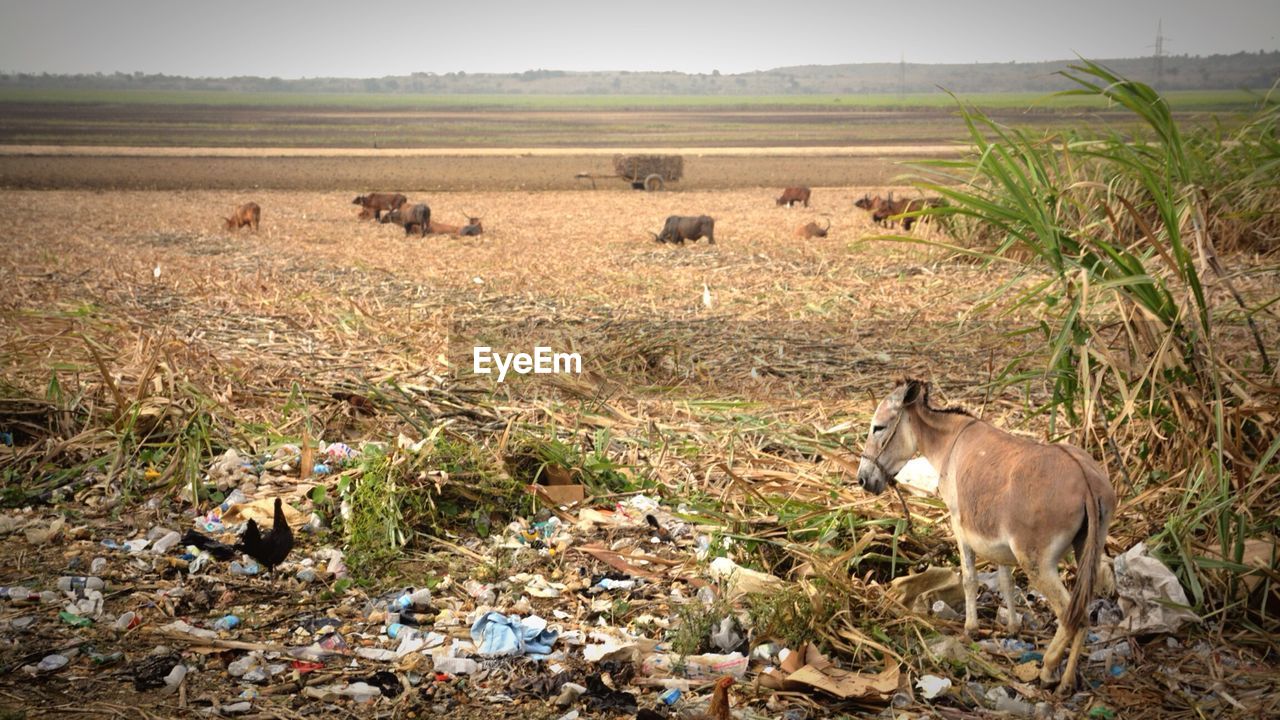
xmin=225 ymin=202 xmax=260 ymax=232
xmin=427 ymin=217 xmax=484 ymax=236
xmin=650 ymin=215 xmax=715 ymax=245
xmin=795 ymin=218 xmax=831 ymax=239
xmin=776 ymin=186 xmax=811 ymax=208
xmin=854 ymin=193 xmax=879 ymax=212
xmin=356 ymin=206 xmax=377 ymax=220
xmin=353 ymin=193 xmax=408 ymax=220
xmin=872 ymin=195 xmax=944 ymax=231
xmin=380 ymin=203 xmax=431 ymax=237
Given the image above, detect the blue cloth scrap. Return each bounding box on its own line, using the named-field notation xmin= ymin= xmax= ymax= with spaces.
xmin=470 ymin=612 xmax=558 ymax=657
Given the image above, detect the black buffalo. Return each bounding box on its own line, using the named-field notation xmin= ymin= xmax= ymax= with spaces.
xmin=380 ymin=203 xmax=432 ymax=237
xmin=651 ymin=215 xmax=715 ymax=245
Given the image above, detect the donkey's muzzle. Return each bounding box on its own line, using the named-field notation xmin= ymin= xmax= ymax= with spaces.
xmin=855 ymin=459 xmax=888 ymax=495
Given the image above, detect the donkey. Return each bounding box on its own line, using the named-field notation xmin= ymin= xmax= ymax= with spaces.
xmin=854 ymin=379 xmax=1116 ymax=691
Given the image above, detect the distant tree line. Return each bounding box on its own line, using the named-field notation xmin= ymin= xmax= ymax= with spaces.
xmin=1 ymin=52 xmax=1276 ymax=95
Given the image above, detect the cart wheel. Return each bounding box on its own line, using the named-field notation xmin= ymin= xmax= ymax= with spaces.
xmin=643 ymin=174 xmax=665 ymax=192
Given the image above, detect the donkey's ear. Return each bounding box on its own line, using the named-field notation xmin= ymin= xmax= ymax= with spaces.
xmin=902 ymin=380 xmax=925 ymax=405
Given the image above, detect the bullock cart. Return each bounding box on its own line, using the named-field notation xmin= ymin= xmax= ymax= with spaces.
xmin=575 ymin=154 xmax=683 ymax=191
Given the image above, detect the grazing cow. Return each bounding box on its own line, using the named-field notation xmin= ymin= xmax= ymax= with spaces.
xmin=795 ymin=218 xmax=831 ymax=239
xmin=776 ymin=186 xmax=812 ymax=208
xmin=225 ymin=202 xmax=260 ymax=232
xmin=380 ymin=203 xmax=431 ymax=237
xmin=872 ymin=196 xmax=944 ymax=231
xmin=353 ymin=192 xmax=408 ymax=220
xmin=650 ymin=215 xmax=715 ymax=245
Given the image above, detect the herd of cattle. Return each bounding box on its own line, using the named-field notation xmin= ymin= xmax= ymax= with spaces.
xmin=222 ymin=186 xmax=939 ymax=243
xmin=223 ymin=193 xmax=483 ymax=237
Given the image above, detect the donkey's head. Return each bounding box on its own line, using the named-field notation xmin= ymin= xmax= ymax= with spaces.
xmin=856 ymin=379 xmax=926 ymax=494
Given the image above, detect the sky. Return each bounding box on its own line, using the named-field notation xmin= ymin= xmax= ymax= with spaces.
xmin=1 ymin=0 xmax=1277 ymax=78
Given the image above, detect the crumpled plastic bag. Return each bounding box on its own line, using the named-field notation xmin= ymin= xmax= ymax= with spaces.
xmin=1105 ymin=542 xmax=1200 ymax=636
xmin=709 ymin=616 xmax=743 ymax=653
xmin=708 ymin=557 xmax=786 ymax=599
xmin=470 ymin=612 xmax=558 ymax=656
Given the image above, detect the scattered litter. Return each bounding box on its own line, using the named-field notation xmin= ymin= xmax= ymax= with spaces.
xmin=1106 ymin=542 xmax=1200 ymax=636
xmin=471 ymin=612 xmax=559 ymax=656
xmin=916 ymin=674 xmax=952 ymax=699
xmin=759 ymin=644 xmax=898 ymax=701
xmin=986 ymin=686 xmax=1034 ymax=716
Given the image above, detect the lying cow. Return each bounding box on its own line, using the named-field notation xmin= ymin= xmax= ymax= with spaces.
xmin=428 ymin=217 xmax=484 ymax=237
xmin=225 ymin=202 xmax=261 ymax=232
xmin=777 ymin=186 xmax=811 ymax=208
xmin=380 ymin=203 xmax=431 ymax=237
xmin=353 ymin=192 xmax=408 ymax=220
xmin=357 ymin=206 xmax=377 ymax=220
xmin=795 ymin=218 xmax=831 ymax=239
xmin=872 ymin=196 xmax=944 ymax=231
xmin=651 ymin=215 xmax=715 ymax=245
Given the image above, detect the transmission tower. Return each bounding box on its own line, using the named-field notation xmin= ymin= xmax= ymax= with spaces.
xmin=1152 ymin=20 xmax=1169 ymax=87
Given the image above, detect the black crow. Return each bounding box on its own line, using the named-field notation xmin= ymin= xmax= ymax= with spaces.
xmin=235 ymin=497 xmax=294 ymax=574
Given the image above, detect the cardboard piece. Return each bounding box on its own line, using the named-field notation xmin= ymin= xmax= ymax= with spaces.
xmin=220 ymin=498 xmax=305 ymax=528
xmin=537 ymin=484 xmax=586 ymax=505
xmin=759 ymin=643 xmax=899 ymax=701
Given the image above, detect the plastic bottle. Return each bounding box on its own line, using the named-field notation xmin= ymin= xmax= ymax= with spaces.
xmin=164 ymin=663 xmax=188 ymax=691
xmin=227 ymin=656 xmax=257 ymax=678
xmin=37 ymin=654 xmax=69 ymax=672
xmin=391 ymin=588 xmax=433 ymax=611
xmin=3 ymin=586 xmax=38 ymax=602
xmin=386 ymin=623 xmax=422 ymax=641
xmin=221 ymin=488 xmax=248 ymax=511
xmin=355 ymin=647 xmax=398 ymax=662
xmin=230 ymin=560 xmax=260 ymax=576
xmin=342 ymin=681 xmax=381 ymax=703
xmin=152 ymin=530 xmax=181 ymax=554
xmin=57 ymin=576 xmax=105 ymax=593
xmin=213 ymin=615 xmax=240 ymax=631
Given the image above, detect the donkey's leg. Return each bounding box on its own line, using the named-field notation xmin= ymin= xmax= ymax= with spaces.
xmin=1027 ymin=561 xmax=1073 ymax=685
xmin=998 ymin=565 xmax=1021 ymax=634
xmin=956 ymin=536 xmax=980 ymax=634
xmin=1056 ymin=628 xmax=1087 ymax=695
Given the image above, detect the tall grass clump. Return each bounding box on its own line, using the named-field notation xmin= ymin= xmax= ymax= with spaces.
xmin=899 ymin=60 xmax=1279 ymax=622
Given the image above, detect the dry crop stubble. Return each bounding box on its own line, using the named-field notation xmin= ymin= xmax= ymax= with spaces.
xmin=5 ymin=183 xmax=1276 ymax=718
xmin=2 ymin=186 xmax=1017 ymax=405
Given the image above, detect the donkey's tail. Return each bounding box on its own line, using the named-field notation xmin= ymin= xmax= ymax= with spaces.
xmin=1065 ymin=471 xmax=1106 ymax=633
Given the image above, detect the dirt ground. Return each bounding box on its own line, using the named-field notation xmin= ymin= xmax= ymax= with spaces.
xmin=0 ymin=152 xmax=943 ymax=191
xmin=1 ymin=164 xmax=1277 ymax=719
